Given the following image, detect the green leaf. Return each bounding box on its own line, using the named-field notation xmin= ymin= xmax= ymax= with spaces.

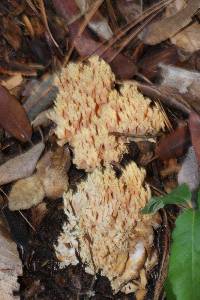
xmin=142 ymin=184 xmax=191 ymax=214
xmin=165 ymin=191 xmax=200 ymax=300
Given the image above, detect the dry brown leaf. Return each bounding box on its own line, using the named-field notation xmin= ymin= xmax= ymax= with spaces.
xmin=75 ymin=0 xmax=113 ymax=40
xmin=165 ymin=0 xmax=186 ymax=17
xmin=0 ymin=220 xmax=22 ymax=299
xmin=8 ymin=146 xmax=71 ymax=211
xmin=0 ymin=142 xmax=45 ymax=186
xmin=0 ymin=85 xmax=32 ymax=142
xmin=86 ymin=10 xmax=113 ymax=40
xmin=117 ymin=0 xmax=142 ymax=22
xmin=171 ymin=22 xmax=200 ymax=53
xmin=37 ymin=146 xmax=71 ymax=199
xmin=137 ymin=81 xmax=191 ymax=114
xmin=155 ymin=125 xmax=190 ymax=160
xmin=140 ymin=0 xmax=200 ymax=45
xmin=8 ymin=175 xmax=45 ymax=211
xmin=139 ymin=46 xmax=178 ymax=80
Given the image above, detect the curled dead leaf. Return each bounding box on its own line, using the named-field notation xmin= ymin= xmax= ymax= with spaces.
xmin=0 ymin=85 xmax=32 ymax=142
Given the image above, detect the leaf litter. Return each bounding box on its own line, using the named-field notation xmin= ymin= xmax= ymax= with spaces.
xmin=1 ymin=0 xmax=200 ymax=300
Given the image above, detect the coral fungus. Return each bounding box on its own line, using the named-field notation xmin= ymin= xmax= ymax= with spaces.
xmin=55 ymin=162 xmax=160 ymax=296
xmin=49 ymin=56 xmax=165 ymax=171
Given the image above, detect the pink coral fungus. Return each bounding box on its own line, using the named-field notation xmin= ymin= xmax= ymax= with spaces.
xmin=55 ymin=162 xmax=160 ymax=297
xmin=49 ymin=56 xmax=165 ymax=171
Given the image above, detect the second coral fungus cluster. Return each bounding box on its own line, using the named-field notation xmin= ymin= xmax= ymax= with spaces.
xmin=49 ymin=56 xmax=165 ymax=171
xmin=55 ymin=162 xmax=161 ymax=297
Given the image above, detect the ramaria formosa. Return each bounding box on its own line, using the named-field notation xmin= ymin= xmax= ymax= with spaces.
xmin=55 ymin=162 xmax=161 ymax=297
xmin=49 ymin=56 xmax=165 ymax=171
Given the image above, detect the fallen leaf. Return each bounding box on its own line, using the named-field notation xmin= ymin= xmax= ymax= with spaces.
xmin=52 ymin=0 xmax=83 ymax=24
xmin=171 ymin=22 xmax=200 ymax=53
xmin=178 ymin=146 xmax=200 ymax=192
xmin=0 ymin=142 xmax=44 ymax=186
xmin=86 ymin=10 xmax=113 ymax=40
xmin=139 ymin=46 xmax=178 ymax=80
xmin=165 ymin=0 xmax=186 ymax=17
xmin=166 ymin=193 xmax=200 ymax=300
xmin=8 ymin=174 xmax=45 ymax=211
xmin=157 ymin=64 xmax=200 ymax=114
xmin=23 ymin=75 xmax=57 ymax=121
xmin=140 ymin=0 xmax=200 ymax=45
xmin=155 ymin=125 xmax=190 ymax=160
xmin=117 ymin=0 xmax=142 ymax=22
xmin=142 ymin=184 xmax=191 ymax=214
xmin=36 ymin=146 xmax=71 ymax=199
xmin=137 ymin=82 xmax=191 ymax=115
xmin=75 ymin=0 xmax=113 ymax=40
xmin=189 ymin=112 xmax=200 ymax=165
xmin=0 ymin=220 xmax=22 ymax=300
xmin=8 ymin=146 xmax=71 ymax=211
xmin=160 ymin=63 xmax=200 ymax=95
xmin=0 ymin=85 xmax=32 ymax=142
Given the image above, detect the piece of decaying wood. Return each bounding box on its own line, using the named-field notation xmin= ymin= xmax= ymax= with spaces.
xmin=140 ymin=0 xmax=200 ymax=45
xmin=0 ymin=142 xmax=44 ymax=186
xmin=0 ymin=85 xmax=32 ymax=142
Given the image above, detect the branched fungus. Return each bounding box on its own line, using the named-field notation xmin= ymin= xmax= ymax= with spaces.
xmin=55 ymin=162 xmax=161 ymax=297
xmin=49 ymin=56 xmax=165 ymax=171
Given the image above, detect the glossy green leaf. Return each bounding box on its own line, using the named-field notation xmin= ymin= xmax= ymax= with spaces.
xmin=142 ymin=184 xmax=191 ymax=214
xmin=165 ymin=192 xmax=200 ymax=300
